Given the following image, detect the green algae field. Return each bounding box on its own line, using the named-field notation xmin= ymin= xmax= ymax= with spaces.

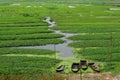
xmin=0 ymin=0 xmax=120 ymax=80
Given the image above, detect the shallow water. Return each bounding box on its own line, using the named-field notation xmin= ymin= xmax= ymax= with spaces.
xmin=19 ymin=17 xmax=77 ymax=58
xmin=19 ymin=30 xmax=76 ymax=58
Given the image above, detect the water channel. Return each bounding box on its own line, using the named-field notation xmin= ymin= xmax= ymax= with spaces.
xmin=19 ymin=17 xmax=77 ymax=58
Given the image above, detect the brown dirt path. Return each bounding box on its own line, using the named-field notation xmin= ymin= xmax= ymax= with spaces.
xmin=61 ymin=72 xmax=120 ymax=80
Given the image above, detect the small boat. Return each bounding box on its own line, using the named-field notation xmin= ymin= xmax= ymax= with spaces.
xmin=56 ymin=65 xmax=65 ymax=72
xmin=80 ymin=60 xmax=88 ymax=70
xmin=88 ymin=62 xmax=100 ymax=72
xmin=71 ymin=62 xmax=80 ymax=73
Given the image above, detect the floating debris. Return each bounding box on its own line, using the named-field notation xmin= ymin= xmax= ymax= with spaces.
xmin=84 ymin=4 xmax=92 ymax=6
xmin=88 ymin=63 xmax=100 ymax=72
xmin=68 ymin=6 xmax=76 ymax=8
xmin=26 ymin=6 xmax=31 ymax=8
xmin=71 ymin=63 xmax=80 ymax=73
xmin=56 ymin=65 xmax=65 ymax=72
xmin=80 ymin=60 xmax=88 ymax=71
xmin=109 ymin=8 xmax=120 ymax=11
xmin=78 ymin=13 xmax=83 ymax=17
xmin=11 ymin=3 xmax=20 ymax=6
xmin=39 ymin=6 xmax=42 ymax=7
xmin=96 ymin=16 xmax=118 ymax=18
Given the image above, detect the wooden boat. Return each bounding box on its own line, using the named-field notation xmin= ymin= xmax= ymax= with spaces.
xmin=56 ymin=65 xmax=65 ymax=72
xmin=71 ymin=62 xmax=80 ymax=73
xmin=80 ymin=60 xmax=88 ymax=70
xmin=88 ymin=62 xmax=100 ymax=72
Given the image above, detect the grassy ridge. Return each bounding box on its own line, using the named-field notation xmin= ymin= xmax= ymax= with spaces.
xmin=0 ymin=48 xmax=56 ymax=55
xmin=0 ymin=29 xmax=53 ymax=35
xmin=0 ymin=23 xmax=47 ymax=26
xmin=0 ymin=26 xmax=48 ymax=30
xmin=54 ymin=24 xmax=120 ymax=33
xmin=69 ymin=33 xmax=120 ymax=40
xmin=0 ymin=33 xmax=63 ymax=40
xmin=0 ymin=48 xmax=60 ymax=74
xmin=0 ymin=56 xmax=60 ymax=74
xmin=0 ymin=26 xmax=64 ymax=47
xmin=0 ymin=39 xmax=64 ymax=47
xmin=69 ymin=39 xmax=120 ymax=48
xmin=77 ymin=47 xmax=120 ymax=62
xmin=0 ymin=24 xmax=64 ymax=47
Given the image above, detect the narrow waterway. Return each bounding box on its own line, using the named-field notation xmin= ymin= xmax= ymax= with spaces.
xmin=19 ymin=17 xmax=76 ymax=58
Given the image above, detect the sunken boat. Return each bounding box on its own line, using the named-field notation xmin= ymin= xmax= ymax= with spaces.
xmin=56 ymin=65 xmax=65 ymax=72
xmin=71 ymin=62 xmax=80 ymax=73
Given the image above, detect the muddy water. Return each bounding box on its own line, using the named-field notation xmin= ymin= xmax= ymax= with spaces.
xmin=20 ymin=17 xmax=76 ymax=58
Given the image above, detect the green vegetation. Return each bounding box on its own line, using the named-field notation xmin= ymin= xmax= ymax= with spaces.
xmin=76 ymin=47 xmax=120 ymax=74
xmin=69 ymin=33 xmax=120 ymax=40
xmin=64 ymin=24 xmax=120 ymax=75
xmin=0 ymin=3 xmax=120 ymax=24
xmin=0 ymin=47 xmax=61 ymax=79
xmin=0 ymin=1 xmax=67 ymax=78
xmin=76 ymin=47 xmax=120 ymax=62
xmin=0 ymin=29 xmax=52 ymax=35
xmin=0 ymin=0 xmax=120 ymax=4
xmin=0 ymin=0 xmax=120 ymax=79
xmin=54 ymin=21 xmax=120 ymax=76
xmin=0 ymin=33 xmax=63 ymax=40
xmin=0 ymin=39 xmax=64 ymax=47
xmin=69 ymin=39 xmax=120 ymax=48
xmin=54 ymin=24 xmax=120 ymax=33
xmin=0 ymin=56 xmax=60 ymax=74
xmin=0 ymin=48 xmax=62 ymax=79
xmin=0 ymin=24 xmax=64 ymax=48
xmin=0 ymin=48 xmax=56 ymax=55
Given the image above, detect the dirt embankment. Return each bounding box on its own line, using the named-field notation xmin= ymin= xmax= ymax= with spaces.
xmin=59 ymin=72 xmax=120 ymax=80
